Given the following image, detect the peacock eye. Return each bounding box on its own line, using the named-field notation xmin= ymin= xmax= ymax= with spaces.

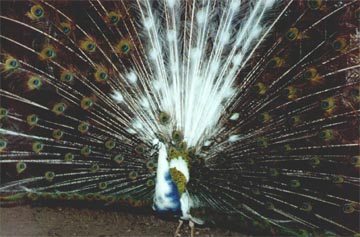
xmin=40 ymin=46 xmax=56 ymax=60
xmin=107 ymin=11 xmax=122 ymax=25
xmin=32 ymin=141 xmax=44 ymax=153
xmin=332 ymin=37 xmax=347 ymax=51
xmin=80 ymin=39 xmax=97 ymax=52
xmin=78 ymin=121 xmax=89 ymax=133
xmin=81 ymin=97 xmax=94 ymax=110
xmin=8 ymin=58 xmax=19 ymax=69
xmin=286 ymin=28 xmax=299 ymax=41
xmin=63 ymin=27 xmax=70 ymax=34
xmin=34 ymin=7 xmax=43 ymax=17
xmin=121 ymin=44 xmax=130 ymax=53
xmin=343 ymin=204 xmax=354 ymax=214
xmin=308 ymin=0 xmax=322 ymax=10
xmin=320 ymin=97 xmax=335 ymax=111
xmin=0 ymin=108 xmax=8 ymax=119
xmin=0 ymin=140 xmax=7 ymax=150
xmin=52 ymin=102 xmax=66 ymax=115
xmin=172 ymin=130 xmax=183 ymax=143
xmin=319 ymin=129 xmax=334 ymax=141
xmin=52 ymin=129 xmax=64 ymax=140
xmin=110 ymin=15 xmax=118 ymax=23
xmin=116 ymin=39 xmax=132 ymax=55
xmin=27 ymin=76 xmax=42 ymax=90
xmin=87 ymin=43 xmax=95 ymax=51
xmin=146 ymin=160 xmax=155 ymax=169
xmin=30 ymin=5 xmax=45 ymax=19
xmin=45 ymin=171 xmax=55 ymax=182
xmin=46 ymin=49 xmax=54 ymax=57
xmin=301 ymin=202 xmax=312 ymax=212
xmin=289 ymin=179 xmax=300 ymax=188
xmin=16 ymin=162 xmax=27 ymax=174
xmin=146 ymin=179 xmax=155 ymax=187
xmin=81 ymin=145 xmax=91 ymax=156
xmin=135 ymin=144 xmax=146 ymax=154
xmin=158 ymin=111 xmax=170 ymax=125
xmin=321 ymin=101 xmax=329 ymax=109
xmin=64 ymin=153 xmax=74 ymax=161
xmin=332 ymin=175 xmax=344 ymax=184
xmin=90 ymin=164 xmax=99 ymax=173
xmin=113 ymin=154 xmax=124 ymax=164
xmin=99 ymin=72 xmax=108 ymax=80
xmin=309 ymin=157 xmax=320 ymax=166
xmin=98 ymin=182 xmax=108 ymax=189
xmin=105 ymin=139 xmax=116 ymax=150
xmin=27 ymin=114 xmax=39 ymax=126
xmin=129 ymin=171 xmax=138 ymax=180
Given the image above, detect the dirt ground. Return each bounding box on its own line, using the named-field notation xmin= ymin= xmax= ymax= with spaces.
xmin=0 ymin=206 xmax=248 ymax=237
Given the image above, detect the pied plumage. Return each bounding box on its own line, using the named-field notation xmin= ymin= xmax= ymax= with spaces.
xmin=0 ymin=0 xmax=359 ymax=236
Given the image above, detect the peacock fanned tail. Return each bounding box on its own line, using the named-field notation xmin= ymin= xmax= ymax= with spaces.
xmin=0 ymin=0 xmax=359 ymax=236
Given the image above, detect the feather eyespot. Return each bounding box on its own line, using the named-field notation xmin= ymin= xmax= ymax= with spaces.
xmin=81 ymin=145 xmax=91 ymax=157
xmin=16 ymin=162 xmax=27 ymax=174
xmin=0 ymin=139 xmax=7 ymax=152
xmin=252 ymin=82 xmax=267 ymax=95
xmin=26 ymin=114 xmax=39 ymax=126
xmin=60 ymin=70 xmax=74 ymax=83
xmin=258 ymin=112 xmax=271 ymax=123
xmin=116 ymin=39 xmax=133 ymax=55
xmin=318 ymin=129 xmax=334 ymax=141
xmin=80 ymin=38 xmax=97 ymax=53
xmin=45 ymin=171 xmax=55 ymax=182
xmin=64 ymin=153 xmax=74 ymax=162
xmin=300 ymin=202 xmax=312 ymax=212
xmin=158 ymin=111 xmax=170 ymax=125
xmin=172 ymin=130 xmax=184 ymax=143
xmin=77 ymin=121 xmax=89 ymax=134
xmin=113 ymin=154 xmax=125 ymax=165
xmin=104 ymin=139 xmax=116 ymax=150
xmin=113 ymin=154 xmax=124 ymax=164
xmin=32 ymin=141 xmax=44 ymax=154
xmin=129 ymin=171 xmax=138 ymax=180
xmin=39 ymin=45 xmax=56 ymax=60
xmin=98 ymin=182 xmax=108 ymax=190
xmin=309 ymin=156 xmax=320 ymax=167
xmin=52 ymin=102 xmax=67 ymax=115
xmin=135 ymin=144 xmax=146 ymax=154
xmin=106 ymin=11 xmax=122 ymax=25
xmin=27 ymin=76 xmax=42 ymax=90
xmin=4 ymin=57 xmax=20 ymax=71
xmin=320 ymin=97 xmax=335 ymax=111
xmin=332 ymin=37 xmax=347 ymax=52
xmin=94 ymin=66 xmax=109 ymax=82
xmin=146 ymin=179 xmax=155 ymax=187
xmin=307 ymin=0 xmax=322 ymax=10
xmin=268 ymin=57 xmax=284 ymax=68
xmin=52 ymin=129 xmax=64 ymax=140
xmin=289 ymin=179 xmax=301 ymax=188
xmin=343 ymin=203 xmax=355 ymax=214
xmin=27 ymin=4 xmax=45 ymax=20
xmin=80 ymin=97 xmax=94 ymax=110
xmin=0 ymin=108 xmax=9 ymax=120
xmin=285 ymin=27 xmax=299 ymax=41
xmin=59 ymin=22 xmax=72 ymax=35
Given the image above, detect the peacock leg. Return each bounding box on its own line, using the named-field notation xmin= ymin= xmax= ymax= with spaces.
xmin=189 ymin=220 xmax=195 ymax=237
xmin=174 ymin=219 xmax=183 ymax=237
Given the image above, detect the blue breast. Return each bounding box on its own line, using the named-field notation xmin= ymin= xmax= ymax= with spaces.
xmin=153 ymin=172 xmax=182 ymax=215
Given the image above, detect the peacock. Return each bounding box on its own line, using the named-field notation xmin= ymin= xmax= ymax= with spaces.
xmin=0 ymin=0 xmax=359 ymax=236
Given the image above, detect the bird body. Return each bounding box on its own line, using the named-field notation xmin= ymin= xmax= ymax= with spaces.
xmin=0 ymin=0 xmax=359 ymax=236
